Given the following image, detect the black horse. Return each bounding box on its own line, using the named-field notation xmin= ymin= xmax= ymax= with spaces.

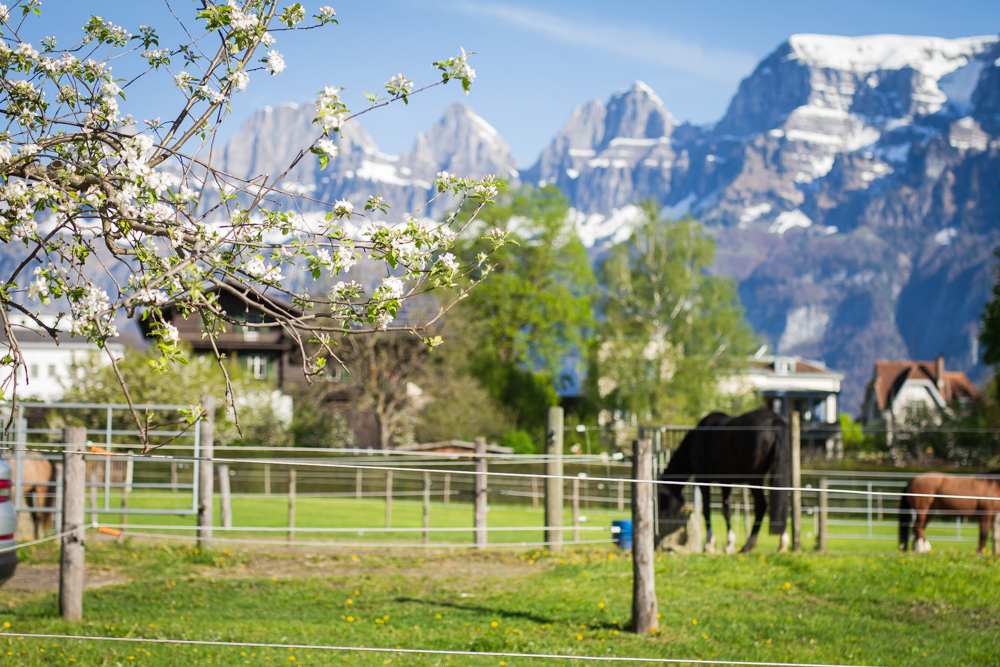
xmin=658 ymin=408 xmax=790 ymax=553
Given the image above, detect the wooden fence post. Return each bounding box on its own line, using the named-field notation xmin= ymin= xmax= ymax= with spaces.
xmin=53 ymin=462 xmax=64 ymax=534
xmin=423 ymin=472 xmax=431 ymax=545
xmin=544 ymin=407 xmax=564 ymax=551
xmin=120 ymin=451 xmax=131 ymax=529
xmin=60 ymin=426 xmax=86 ymax=622
xmin=264 ymin=463 xmax=271 ymax=496
xmin=218 ymin=464 xmax=232 ymax=529
xmin=790 ymin=411 xmax=802 ymax=552
xmin=617 ymin=479 xmax=625 ymax=512
xmin=89 ymin=467 xmax=99 ymax=526
xmin=474 ymin=436 xmax=488 ymax=549
xmin=385 ymin=470 xmax=393 ymax=528
xmin=287 ymin=469 xmax=296 ymax=544
xmin=197 ymin=396 xmax=215 ymax=550
xmin=532 ymin=476 xmax=539 ymax=508
xmin=818 ymin=477 xmax=828 ymax=552
xmin=631 ymin=438 xmax=657 ymax=634
xmin=444 ymin=473 xmax=451 ymax=504
xmin=572 ymin=475 xmax=581 ymax=543
xmin=356 ymin=468 xmax=362 ymax=500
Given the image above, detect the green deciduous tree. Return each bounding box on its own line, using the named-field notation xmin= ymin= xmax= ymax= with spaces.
xmin=597 ymin=203 xmax=755 ymax=424
xmin=453 ymin=185 xmax=595 ymax=432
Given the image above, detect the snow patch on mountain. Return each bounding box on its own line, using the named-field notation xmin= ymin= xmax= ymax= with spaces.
xmin=787 ymin=34 xmax=997 ymax=79
xmin=769 ymin=209 xmax=813 ymax=235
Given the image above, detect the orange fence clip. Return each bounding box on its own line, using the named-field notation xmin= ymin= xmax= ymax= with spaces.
xmin=97 ymin=526 xmax=122 ymax=537
xmin=90 ymin=446 xmax=111 ymax=456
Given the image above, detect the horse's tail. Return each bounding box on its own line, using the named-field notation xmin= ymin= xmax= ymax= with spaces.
xmin=898 ymin=482 xmax=913 ymax=551
xmin=768 ymin=417 xmax=790 ymax=536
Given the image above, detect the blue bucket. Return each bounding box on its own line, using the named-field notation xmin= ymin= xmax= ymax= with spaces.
xmin=611 ymin=519 xmax=633 ymax=551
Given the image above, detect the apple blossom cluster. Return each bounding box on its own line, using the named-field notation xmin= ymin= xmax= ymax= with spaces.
xmin=0 ymin=0 xmax=509 ymax=432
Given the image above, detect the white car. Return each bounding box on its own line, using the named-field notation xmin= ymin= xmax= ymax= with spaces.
xmin=0 ymin=454 xmax=16 ymax=585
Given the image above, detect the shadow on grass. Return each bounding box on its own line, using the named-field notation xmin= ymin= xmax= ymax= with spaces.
xmin=393 ymin=596 xmax=627 ymax=630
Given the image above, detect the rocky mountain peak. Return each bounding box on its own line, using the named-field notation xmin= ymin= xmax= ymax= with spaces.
xmin=598 ymin=81 xmax=675 ymax=150
xmin=716 ymin=34 xmax=998 ymax=138
xmin=403 ymin=101 xmax=519 ymax=184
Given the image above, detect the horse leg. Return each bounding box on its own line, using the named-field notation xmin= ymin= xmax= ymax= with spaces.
xmin=741 ymin=487 xmax=768 ymax=553
xmin=914 ymin=510 xmax=932 ymax=553
xmin=721 ymin=487 xmax=737 ymax=554
xmin=701 ymin=485 xmax=715 ymax=553
xmin=24 ymin=486 xmax=40 ymax=540
xmin=978 ymin=510 xmax=990 ymax=554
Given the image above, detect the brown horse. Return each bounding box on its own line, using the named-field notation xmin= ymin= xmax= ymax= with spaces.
xmin=8 ymin=456 xmax=57 ymax=539
xmin=899 ymin=471 xmax=1000 ymax=553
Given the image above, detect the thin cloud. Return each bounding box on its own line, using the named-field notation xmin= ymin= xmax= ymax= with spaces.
xmin=452 ymin=1 xmax=758 ymax=83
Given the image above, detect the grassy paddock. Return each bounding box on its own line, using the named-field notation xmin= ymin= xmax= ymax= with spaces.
xmin=92 ymin=492 xmax=992 ymax=553
xmin=2 ymin=539 xmax=999 ymax=666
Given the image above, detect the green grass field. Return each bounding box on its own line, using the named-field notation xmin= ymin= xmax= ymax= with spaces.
xmin=3 ymin=537 xmax=999 ymax=666
xmin=90 ymin=491 xmax=992 ymax=553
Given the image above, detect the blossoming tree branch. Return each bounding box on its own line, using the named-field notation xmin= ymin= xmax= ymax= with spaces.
xmin=0 ymin=0 xmax=510 ymax=448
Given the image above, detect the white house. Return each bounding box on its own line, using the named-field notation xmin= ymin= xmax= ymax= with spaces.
xmin=860 ymin=356 xmax=978 ymax=428
xmin=0 ymin=333 xmax=126 ymax=402
xmin=721 ymin=353 xmax=844 ymax=458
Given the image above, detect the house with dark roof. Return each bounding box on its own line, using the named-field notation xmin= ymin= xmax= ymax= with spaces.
xmin=859 ymin=356 xmax=979 ymax=428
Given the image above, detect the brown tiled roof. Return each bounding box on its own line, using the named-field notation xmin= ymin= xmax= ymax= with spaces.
xmin=746 ymin=358 xmax=838 ymax=375
xmin=871 ymin=360 xmax=979 ymax=410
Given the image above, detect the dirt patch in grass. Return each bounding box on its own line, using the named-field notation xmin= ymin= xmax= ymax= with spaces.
xmin=1 ymin=563 xmax=129 ymax=602
xmin=189 ymin=551 xmax=546 ymax=583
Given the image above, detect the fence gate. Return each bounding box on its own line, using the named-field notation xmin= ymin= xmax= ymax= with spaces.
xmin=4 ymin=402 xmax=201 ymax=534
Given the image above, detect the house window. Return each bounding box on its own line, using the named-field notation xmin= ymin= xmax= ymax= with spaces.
xmin=29 ymin=364 xmax=38 ymax=379
xmin=48 ymin=364 xmax=57 ymax=377
xmin=242 ymin=326 xmax=260 ymax=342
xmin=248 ymin=356 xmax=268 ymax=380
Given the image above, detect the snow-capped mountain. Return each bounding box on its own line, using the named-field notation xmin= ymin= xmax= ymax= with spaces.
xmin=218 ymin=101 xmax=519 ymax=219
xmin=521 ymin=33 xmax=1000 ymax=409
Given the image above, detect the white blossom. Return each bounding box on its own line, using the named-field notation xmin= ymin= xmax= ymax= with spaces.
xmin=245 ymin=256 xmax=282 ymax=282
xmin=315 ymin=86 xmax=347 ymax=131
xmin=335 ymin=245 xmax=356 ymax=273
xmin=15 ymin=42 xmax=39 ymax=60
xmin=173 ymin=71 xmax=192 ymax=90
xmin=316 ymin=139 xmax=339 ymax=158
xmin=267 ymin=50 xmax=285 ymax=75
xmin=232 ymin=69 xmax=249 ymax=92
xmin=161 ymin=323 xmax=179 ymax=345
xmin=439 ymin=252 xmax=459 ymax=274
xmin=380 ymin=276 xmax=404 ymax=300
xmin=0 ymin=143 xmax=11 ymax=162
xmin=318 ymin=6 xmax=336 ymax=19
xmin=332 ymin=199 xmax=353 ymax=217
xmin=13 ymin=219 xmax=37 ymax=239
xmin=227 ymin=0 xmax=260 ymax=31
xmin=260 ymin=32 xmax=276 ymax=46
xmin=199 ymin=84 xmax=224 ymax=105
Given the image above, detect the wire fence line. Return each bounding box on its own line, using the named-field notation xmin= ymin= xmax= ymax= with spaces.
xmin=107 ymin=530 xmax=616 ymax=550
xmin=0 ymin=632 xmax=886 ymax=667
xmin=5 ymin=444 xmax=1000 ymax=503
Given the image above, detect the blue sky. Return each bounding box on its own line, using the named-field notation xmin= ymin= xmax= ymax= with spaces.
xmin=32 ymin=1 xmax=1000 ymax=165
